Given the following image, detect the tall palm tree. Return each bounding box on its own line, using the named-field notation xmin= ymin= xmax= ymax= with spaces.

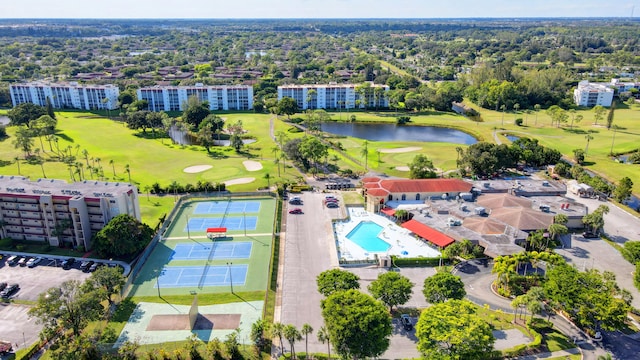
xmin=109 ymin=159 xmax=116 ymax=178
xmin=361 ymin=140 xmax=369 ymax=171
xmin=513 ymin=103 xmax=520 ymax=121
xmin=14 ymin=156 xmax=21 ymax=175
xmin=317 ymin=326 xmax=331 ymax=359
xmin=271 ymin=322 xmax=285 ymax=354
xmin=284 ymin=324 xmax=302 ymax=359
xmin=264 ymin=173 xmax=271 ymax=189
xmin=125 ymin=164 xmax=131 ymax=183
xmin=301 ymin=324 xmax=313 ymax=359
xmin=500 ymin=104 xmax=507 ymax=125
xmin=585 ymin=134 xmax=594 ymax=155
xmin=534 ymin=104 xmax=541 ymax=126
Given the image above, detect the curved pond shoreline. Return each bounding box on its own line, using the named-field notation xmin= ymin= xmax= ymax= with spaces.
xmin=320 ymin=121 xmax=479 ymax=144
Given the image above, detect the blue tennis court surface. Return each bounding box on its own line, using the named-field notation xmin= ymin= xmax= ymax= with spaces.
xmin=171 ymin=242 xmax=252 ymax=260
xmin=155 ymin=265 xmax=248 ymax=288
xmin=193 ymin=201 xmax=261 ymax=214
xmin=185 ymin=216 xmax=257 ymax=232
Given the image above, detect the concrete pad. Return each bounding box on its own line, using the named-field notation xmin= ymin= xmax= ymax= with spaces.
xmin=395 ymin=166 xmax=410 ymax=171
xmin=493 ymin=329 xmax=532 ymax=350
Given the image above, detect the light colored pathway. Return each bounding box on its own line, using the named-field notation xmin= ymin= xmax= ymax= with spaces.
xmin=513 ymin=347 xmax=580 ymax=360
xmin=395 ymin=166 xmax=410 ymax=171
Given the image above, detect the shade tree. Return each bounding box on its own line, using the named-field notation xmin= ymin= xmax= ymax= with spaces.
xmin=422 ymin=271 xmax=466 ymax=303
xmin=316 ymin=268 xmax=360 ymax=297
xmin=367 ymin=271 xmax=414 ymax=312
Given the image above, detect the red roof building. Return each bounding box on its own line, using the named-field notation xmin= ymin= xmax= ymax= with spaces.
xmin=401 ymin=220 xmax=455 ymax=248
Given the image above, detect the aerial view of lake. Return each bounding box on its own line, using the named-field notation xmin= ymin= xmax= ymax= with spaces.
xmin=320 ymin=122 xmax=477 ymax=145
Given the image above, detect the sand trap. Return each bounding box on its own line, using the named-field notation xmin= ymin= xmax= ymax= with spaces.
xmin=224 ymin=177 xmax=255 ymax=186
xmin=395 ymin=166 xmax=410 ymax=171
xmin=243 ymin=160 xmax=263 ymax=171
xmin=183 ymin=165 xmax=213 ymax=173
xmin=379 ymin=147 xmax=422 ymax=153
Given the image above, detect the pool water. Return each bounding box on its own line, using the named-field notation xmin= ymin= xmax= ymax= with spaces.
xmin=346 ymin=221 xmax=391 ymax=252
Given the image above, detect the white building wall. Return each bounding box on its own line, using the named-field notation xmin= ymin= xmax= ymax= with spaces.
xmin=277 ymin=83 xmax=388 ymax=110
xmin=573 ymin=81 xmax=614 ymax=107
xmin=10 ymin=82 xmax=120 ymax=110
xmin=137 ymin=85 xmax=253 ymax=111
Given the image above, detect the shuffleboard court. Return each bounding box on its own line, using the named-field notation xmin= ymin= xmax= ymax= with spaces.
xmin=171 ymin=242 xmax=253 ymax=260
xmin=156 ymin=265 xmax=248 ymax=288
xmin=194 ymin=201 xmax=261 ymax=214
xmin=185 ymin=216 xmax=257 ymax=232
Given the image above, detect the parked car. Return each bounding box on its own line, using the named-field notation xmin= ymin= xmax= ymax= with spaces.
xmin=62 ymin=258 xmax=75 ymax=270
xmin=0 ymin=340 xmax=12 ymax=355
xmin=80 ymin=261 xmax=94 ymax=271
xmin=326 ymin=202 xmax=339 ymax=209
xmin=400 ymin=314 xmax=413 ymax=330
xmin=17 ymin=257 xmax=29 ymax=267
xmin=325 ymin=195 xmax=337 ymax=201
xmin=0 ymin=283 xmax=7 ymax=292
xmin=582 ymin=231 xmax=599 ymax=239
xmin=6 ymin=256 xmax=19 ymax=266
xmin=0 ymin=284 xmax=19 ymax=298
xmin=89 ymin=262 xmax=101 ymax=272
xmin=289 ymin=199 xmax=303 ymax=205
xmin=27 ymin=257 xmax=43 ymax=268
xmin=289 ymin=208 xmax=303 ymax=214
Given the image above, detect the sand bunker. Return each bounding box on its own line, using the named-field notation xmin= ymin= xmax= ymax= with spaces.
xmin=395 ymin=166 xmax=410 ymax=171
xmin=224 ymin=177 xmax=255 ymax=186
xmin=379 ymin=147 xmax=422 ymax=153
xmin=183 ymin=165 xmax=213 ymax=173
xmin=243 ymin=160 xmax=263 ymax=171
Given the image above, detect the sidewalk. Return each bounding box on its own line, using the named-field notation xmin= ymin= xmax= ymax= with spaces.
xmin=514 ymin=347 xmax=580 ymax=360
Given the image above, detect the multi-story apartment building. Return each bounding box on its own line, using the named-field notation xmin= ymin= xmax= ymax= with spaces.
xmin=573 ymin=80 xmax=614 ymax=107
xmin=9 ymin=82 xmax=120 ymax=110
xmin=277 ymin=83 xmax=390 ymax=110
xmin=0 ymin=176 xmax=140 ymax=251
xmin=137 ymin=84 xmax=253 ymax=111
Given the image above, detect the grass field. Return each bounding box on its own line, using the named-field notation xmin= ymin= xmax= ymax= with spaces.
xmin=129 ymin=197 xmax=276 ymax=298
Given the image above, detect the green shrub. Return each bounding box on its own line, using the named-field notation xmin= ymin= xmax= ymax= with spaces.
xmin=635 ymin=262 xmax=640 ymax=291
xmin=622 ymin=241 xmax=640 ymax=264
xmin=391 ymin=256 xmax=450 ymax=267
xmin=514 ymin=118 xmax=523 ymax=126
xmin=16 ymin=341 xmax=41 ymax=360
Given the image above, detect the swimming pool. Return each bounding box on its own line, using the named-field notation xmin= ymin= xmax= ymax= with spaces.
xmin=345 ymin=221 xmax=391 ymax=252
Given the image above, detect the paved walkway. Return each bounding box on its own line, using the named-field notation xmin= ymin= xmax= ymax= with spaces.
xmin=514 ymin=347 xmax=580 ymax=360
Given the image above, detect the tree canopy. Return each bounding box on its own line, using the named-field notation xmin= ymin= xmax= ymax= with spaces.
xmin=277 ymin=97 xmax=298 ymax=119
xmin=321 ymin=289 xmax=392 ymax=359
xmin=8 ymin=103 xmax=47 ymax=127
xmin=422 ymin=271 xmax=466 ymax=303
xmin=93 ymin=214 xmax=153 ymax=257
xmin=367 ymin=271 xmax=414 ymax=311
xmin=416 ymin=299 xmax=495 ymax=359
xmin=408 ymin=154 xmax=437 ymax=179
xmin=182 ymin=96 xmax=211 ymax=129
xmin=316 ymin=268 xmax=360 ymax=297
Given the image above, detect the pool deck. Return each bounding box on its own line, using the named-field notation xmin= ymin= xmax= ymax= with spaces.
xmin=334 ymin=207 xmax=441 ymax=261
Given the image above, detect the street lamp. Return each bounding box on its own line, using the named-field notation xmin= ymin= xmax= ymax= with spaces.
xmin=156 ymin=269 xmax=165 ymax=298
xmin=186 ymin=213 xmax=191 ymax=239
xmin=227 ymin=262 xmax=234 ymax=293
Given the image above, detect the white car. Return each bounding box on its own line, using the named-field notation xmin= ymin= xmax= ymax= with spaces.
xmin=27 ymin=257 xmax=43 ymax=268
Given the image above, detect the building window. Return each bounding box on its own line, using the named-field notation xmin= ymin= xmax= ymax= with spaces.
xmin=401 ymin=194 xmax=406 ymax=201
xmin=388 ymin=194 xmax=393 ymax=201
xmin=416 ymin=193 xmax=421 ymax=201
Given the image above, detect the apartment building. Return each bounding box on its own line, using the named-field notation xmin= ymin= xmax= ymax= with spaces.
xmin=0 ymin=176 xmax=140 ymax=251
xmin=277 ymin=83 xmax=390 ymax=110
xmin=573 ymin=80 xmax=614 ymax=107
xmin=137 ymin=84 xmax=253 ymax=111
xmin=9 ymin=82 xmax=120 ymax=110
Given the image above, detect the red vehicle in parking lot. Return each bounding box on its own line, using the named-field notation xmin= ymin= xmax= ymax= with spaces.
xmin=289 ymin=208 xmax=303 ymax=214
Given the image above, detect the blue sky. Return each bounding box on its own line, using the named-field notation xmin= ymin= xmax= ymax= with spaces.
xmin=1 ymin=0 xmax=639 ymax=19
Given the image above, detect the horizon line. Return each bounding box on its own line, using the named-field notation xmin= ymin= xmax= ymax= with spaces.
xmin=0 ymin=16 xmax=638 ymax=20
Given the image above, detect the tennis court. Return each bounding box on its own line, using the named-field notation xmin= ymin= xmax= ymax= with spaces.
xmin=155 ymin=265 xmax=248 ymax=288
xmin=194 ymin=201 xmax=261 ymax=214
xmin=185 ymin=216 xmax=257 ymax=232
xmin=171 ymin=242 xmax=253 ymax=260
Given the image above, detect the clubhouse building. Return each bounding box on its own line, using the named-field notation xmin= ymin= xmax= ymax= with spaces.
xmin=137 ymin=84 xmax=253 ymax=111
xmin=277 ymin=83 xmax=389 ymax=110
xmin=9 ymin=81 xmax=120 ymax=110
xmin=0 ymin=176 xmax=140 ymax=251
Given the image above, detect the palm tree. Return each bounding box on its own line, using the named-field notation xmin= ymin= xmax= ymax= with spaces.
xmin=14 ymin=156 xmax=21 ymax=175
xmin=584 ymin=134 xmax=594 ymax=155
xmin=301 ymin=324 xmax=313 ymax=359
xmin=271 ymin=322 xmax=285 ymax=354
xmin=500 ymin=104 xmax=507 ymax=125
xmin=82 ymin=149 xmax=89 ymax=166
xmin=125 ymin=164 xmax=131 ymax=183
xmin=264 ymin=173 xmax=271 ymax=189
xmin=317 ymin=326 xmax=331 ymax=359
xmin=361 ymin=140 xmax=369 ymax=171
xmin=284 ymin=324 xmax=302 ymax=359
xmin=513 ymin=103 xmax=520 ymax=121
xmin=534 ymin=104 xmax=541 ymax=126
xmin=597 ymin=353 xmax=613 ymax=360
xmin=109 ymin=159 xmax=116 ymax=178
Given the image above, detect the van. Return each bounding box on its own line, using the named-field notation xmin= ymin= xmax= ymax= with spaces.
xmin=6 ymin=256 xmax=18 ymax=266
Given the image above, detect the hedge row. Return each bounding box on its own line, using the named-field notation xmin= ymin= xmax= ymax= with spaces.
xmin=391 ymin=256 xmax=451 ymax=267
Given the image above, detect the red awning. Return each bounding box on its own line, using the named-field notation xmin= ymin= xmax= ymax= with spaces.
xmin=381 ymin=208 xmax=396 ymax=216
xmin=206 ymin=227 xmax=227 ymax=233
xmin=401 ymin=220 xmax=455 ymax=248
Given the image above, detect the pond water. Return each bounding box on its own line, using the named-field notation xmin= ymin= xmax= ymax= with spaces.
xmin=505 ymin=135 xmax=520 ymax=142
xmin=320 ymin=122 xmax=477 ymax=144
xmin=168 ymin=125 xmax=255 ymax=146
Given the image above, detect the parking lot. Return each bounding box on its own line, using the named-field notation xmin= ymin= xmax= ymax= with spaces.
xmin=0 ymin=256 xmax=92 ymax=352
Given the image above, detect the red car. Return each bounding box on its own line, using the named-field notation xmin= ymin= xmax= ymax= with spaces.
xmin=289 ymin=208 xmax=303 ymax=214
